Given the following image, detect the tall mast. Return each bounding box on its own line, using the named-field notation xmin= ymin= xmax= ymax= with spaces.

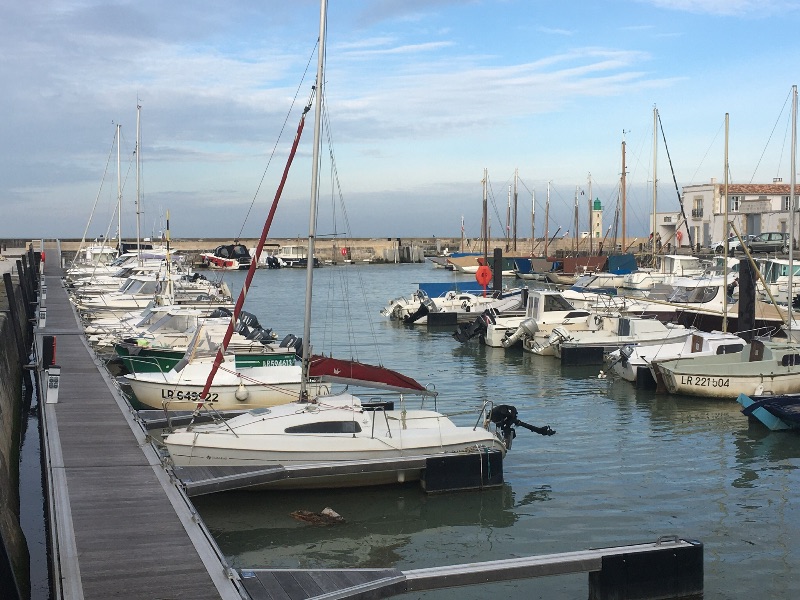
xmin=460 ymin=215 xmax=465 ymax=252
xmin=544 ymin=181 xmax=551 ymax=257
xmin=136 ymin=102 xmax=142 ymax=265
xmin=506 ymin=184 xmax=511 ymax=250
xmin=116 ymin=123 xmax=122 ymax=252
xmin=621 ymin=135 xmax=627 ymax=253
xmin=788 ymin=85 xmax=797 ymax=335
xmin=573 ymin=186 xmax=579 ymax=254
xmin=722 ymin=113 xmax=729 ymax=333
xmin=513 ymin=167 xmax=518 ymax=251
xmin=531 ymin=190 xmax=535 ymax=258
xmin=652 ymin=105 xmax=658 ymax=265
xmin=588 ymin=172 xmax=593 ymax=255
xmin=482 ymin=168 xmax=488 ymax=259
xmin=300 ymin=0 xmax=327 ymax=399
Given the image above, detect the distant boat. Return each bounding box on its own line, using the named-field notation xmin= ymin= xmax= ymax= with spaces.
xmin=200 ymin=243 xmax=252 ymax=270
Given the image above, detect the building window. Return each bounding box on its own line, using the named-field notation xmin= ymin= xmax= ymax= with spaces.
xmin=729 ymin=195 xmax=741 ymax=212
xmin=663 ymin=215 xmax=672 ymax=223
xmin=783 ymin=195 xmax=792 ymax=211
xmin=691 ymin=198 xmax=703 ymax=218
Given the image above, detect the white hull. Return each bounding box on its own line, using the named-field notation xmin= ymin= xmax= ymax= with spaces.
xmin=654 ymin=340 xmax=800 ymax=399
xmin=657 ymin=367 xmax=800 ymax=399
xmin=164 ymin=394 xmax=506 ymax=489
xmin=124 ymin=362 xmax=323 ymax=410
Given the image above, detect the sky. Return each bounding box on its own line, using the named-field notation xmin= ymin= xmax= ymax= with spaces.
xmin=2 ymin=0 xmax=800 ymax=242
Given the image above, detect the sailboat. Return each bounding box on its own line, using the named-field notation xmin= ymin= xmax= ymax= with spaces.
xmin=161 ymin=0 xmax=554 ymax=488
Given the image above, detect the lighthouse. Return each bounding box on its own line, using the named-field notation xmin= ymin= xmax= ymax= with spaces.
xmin=591 ymin=198 xmax=603 ymax=239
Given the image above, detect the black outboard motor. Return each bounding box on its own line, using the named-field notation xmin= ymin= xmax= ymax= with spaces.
xmin=489 ymin=404 xmax=555 ymax=450
xmin=403 ymin=301 xmax=430 ymax=324
xmin=452 ymin=310 xmax=491 ymax=343
xmin=208 ymin=307 xmax=233 ymax=319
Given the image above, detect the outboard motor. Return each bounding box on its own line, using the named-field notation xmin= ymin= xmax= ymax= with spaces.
xmin=403 ymin=299 xmax=434 ymax=324
xmin=452 ymin=310 xmax=492 ymax=343
xmin=501 ymin=317 xmax=539 ymax=348
xmin=208 ymin=307 xmax=233 ymax=319
xmin=488 ymin=404 xmax=555 ymax=450
xmin=280 ymin=334 xmax=303 ymax=358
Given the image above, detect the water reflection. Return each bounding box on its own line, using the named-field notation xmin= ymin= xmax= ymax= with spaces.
xmin=195 ymin=482 xmax=529 ymax=569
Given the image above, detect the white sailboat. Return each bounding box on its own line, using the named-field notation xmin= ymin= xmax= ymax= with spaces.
xmin=161 ymin=0 xmax=554 ymax=487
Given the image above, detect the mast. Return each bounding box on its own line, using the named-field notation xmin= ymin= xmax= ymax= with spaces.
xmin=788 ymin=85 xmax=797 ymax=335
xmin=652 ymin=105 xmax=658 ymax=265
xmin=300 ymin=0 xmax=328 ymax=399
xmin=136 ymin=102 xmax=142 ymax=265
xmin=544 ymin=181 xmax=551 ymax=257
xmin=513 ymin=167 xmax=518 ymax=252
xmin=506 ymin=184 xmax=511 ymax=251
xmin=531 ymin=190 xmax=535 ymax=258
xmin=482 ymin=168 xmax=488 ymax=259
xmin=621 ymin=135 xmax=627 ymax=253
xmin=116 ymin=123 xmax=122 ymax=253
xmin=723 ymin=113 xmax=729 ymax=333
xmin=573 ymin=186 xmax=579 ymax=254
xmin=588 ymin=172 xmax=593 ymax=255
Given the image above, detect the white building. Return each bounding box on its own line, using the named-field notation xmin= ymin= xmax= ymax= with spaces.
xmin=653 ymin=179 xmax=800 ymax=249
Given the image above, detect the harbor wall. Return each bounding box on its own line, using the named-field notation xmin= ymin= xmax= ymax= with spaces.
xmin=51 ymin=235 xmax=654 ymax=267
xmin=0 ymin=263 xmax=33 ymax=600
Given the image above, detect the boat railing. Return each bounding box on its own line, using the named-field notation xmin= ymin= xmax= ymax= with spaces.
xmin=474 ymin=400 xmax=493 ymax=432
xmin=369 ymin=407 xmax=392 ymax=439
xmin=161 ymin=399 xmax=239 ymax=436
xmin=125 ymin=355 xmax=172 ymax=380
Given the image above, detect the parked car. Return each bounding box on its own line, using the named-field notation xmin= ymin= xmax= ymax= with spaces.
xmin=747 ymin=232 xmax=790 ymax=254
xmin=712 ymin=234 xmax=756 ymax=254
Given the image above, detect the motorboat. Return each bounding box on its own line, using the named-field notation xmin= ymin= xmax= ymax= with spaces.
xmin=199 ymin=243 xmax=252 ymax=270
xmin=547 ymin=316 xmax=694 ymax=365
xmin=653 ymin=338 xmax=800 ymax=399
xmin=608 ymin=330 xmax=745 ymax=387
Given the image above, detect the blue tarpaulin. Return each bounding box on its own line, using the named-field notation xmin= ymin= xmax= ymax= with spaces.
xmin=607 ymin=253 xmax=638 ymax=274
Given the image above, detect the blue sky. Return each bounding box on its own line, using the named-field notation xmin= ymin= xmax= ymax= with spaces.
xmin=2 ymin=0 xmax=800 ymax=242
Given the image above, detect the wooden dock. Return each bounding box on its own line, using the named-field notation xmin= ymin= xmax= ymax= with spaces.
xmin=37 ymin=244 xmax=243 ymax=599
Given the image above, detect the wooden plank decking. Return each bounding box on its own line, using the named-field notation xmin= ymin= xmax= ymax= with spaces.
xmin=38 ymin=248 xmax=242 ymax=600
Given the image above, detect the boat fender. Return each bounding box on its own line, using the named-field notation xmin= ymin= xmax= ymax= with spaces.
xmin=235 ymin=382 xmax=249 ymax=401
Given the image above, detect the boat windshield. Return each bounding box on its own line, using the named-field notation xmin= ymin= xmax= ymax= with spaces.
xmin=762 ymin=261 xmax=800 ymax=283
xmin=667 ymin=284 xmax=720 ymax=304
xmin=543 ymin=294 xmax=575 ymax=312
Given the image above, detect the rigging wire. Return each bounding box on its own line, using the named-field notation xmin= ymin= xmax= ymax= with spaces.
xmin=235 ymin=41 xmax=319 ymax=242
xmin=749 ymin=88 xmax=792 ymax=183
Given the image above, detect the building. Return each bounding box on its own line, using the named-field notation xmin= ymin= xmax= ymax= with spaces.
xmin=591 ymin=197 xmax=603 ymax=240
xmin=654 ymin=178 xmax=800 ymax=249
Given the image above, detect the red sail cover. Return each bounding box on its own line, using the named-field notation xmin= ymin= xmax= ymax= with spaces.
xmin=309 ymin=355 xmax=435 ymax=396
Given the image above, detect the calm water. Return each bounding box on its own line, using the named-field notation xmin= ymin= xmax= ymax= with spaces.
xmin=192 ymin=263 xmax=800 ymax=599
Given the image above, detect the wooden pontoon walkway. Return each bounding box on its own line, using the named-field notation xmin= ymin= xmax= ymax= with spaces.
xmin=38 ymin=248 xmax=242 ymax=599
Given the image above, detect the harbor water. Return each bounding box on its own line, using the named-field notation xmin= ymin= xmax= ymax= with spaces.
xmin=191 ymin=262 xmax=799 ymax=599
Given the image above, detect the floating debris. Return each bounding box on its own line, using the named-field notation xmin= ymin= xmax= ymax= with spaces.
xmin=290 ymin=507 xmax=345 ymax=526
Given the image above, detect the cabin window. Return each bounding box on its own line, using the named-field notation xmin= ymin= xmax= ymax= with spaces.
xmin=285 ymin=421 xmax=362 ymax=434
xmin=780 ymin=354 xmax=800 ymax=367
xmin=716 ymin=344 xmax=743 ymax=355
xmin=544 ymin=295 xmax=574 ymax=312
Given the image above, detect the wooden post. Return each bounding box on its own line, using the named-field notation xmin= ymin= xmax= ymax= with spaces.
xmin=492 ymin=248 xmax=503 ymax=297
xmin=14 ymin=261 xmax=34 ymax=323
xmin=3 ymin=273 xmax=29 ymax=367
xmin=737 ymin=259 xmax=756 ymax=341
